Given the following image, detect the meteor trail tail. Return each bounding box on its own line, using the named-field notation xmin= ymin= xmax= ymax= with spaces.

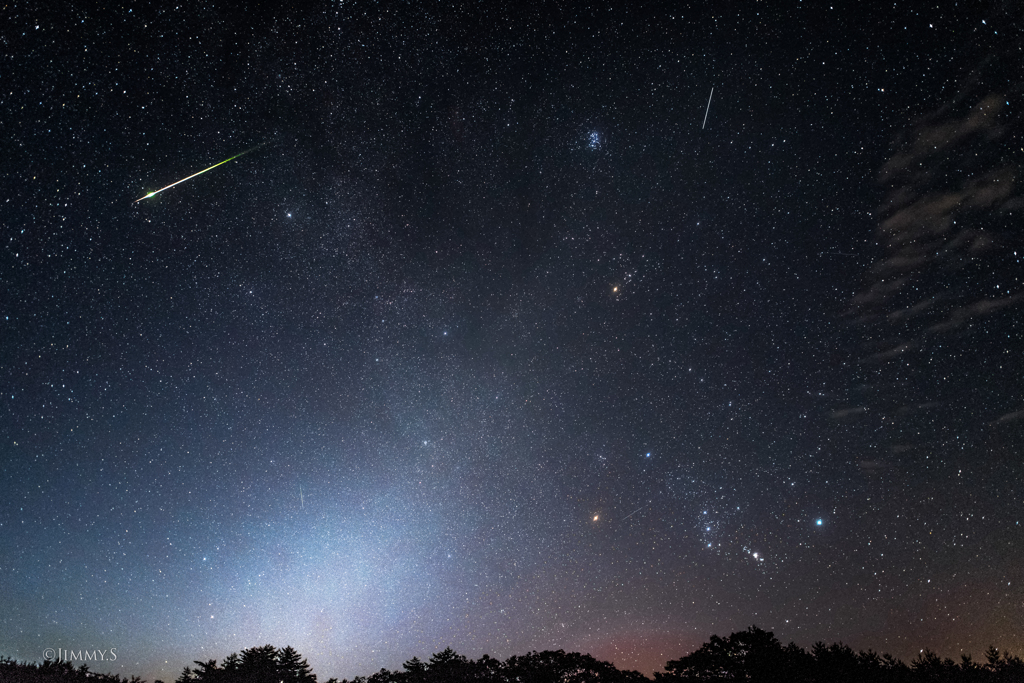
xmin=702 ymin=87 xmax=714 ymax=130
xmin=134 ymin=142 xmax=269 ymax=203
xmin=623 ymin=506 xmax=645 ymax=520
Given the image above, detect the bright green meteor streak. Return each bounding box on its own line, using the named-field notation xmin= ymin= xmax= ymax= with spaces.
xmin=134 ymin=144 xmax=265 ymax=203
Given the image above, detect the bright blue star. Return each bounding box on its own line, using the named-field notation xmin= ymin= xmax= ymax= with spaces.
xmin=816 ymin=519 xmax=823 ymax=526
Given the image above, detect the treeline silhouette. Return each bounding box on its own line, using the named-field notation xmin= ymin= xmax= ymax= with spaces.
xmin=0 ymin=657 xmax=142 ymax=683
xmin=653 ymin=626 xmax=1024 ymax=682
xmin=3 ymin=627 xmax=1023 ymax=683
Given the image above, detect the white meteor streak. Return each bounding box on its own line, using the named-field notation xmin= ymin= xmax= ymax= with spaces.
xmin=134 ymin=141 xmax=270 ymax=203
xmin=702 ymin=87 xmax=714 ymax=130
xmin=623 ymin=506 xmax=645 ymax=520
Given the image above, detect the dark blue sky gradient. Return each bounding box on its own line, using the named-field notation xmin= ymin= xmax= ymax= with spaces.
xmin=2 ymin=2 xmax=1021 ymax=682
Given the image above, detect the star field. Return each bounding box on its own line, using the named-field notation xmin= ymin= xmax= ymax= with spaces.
xmin=1 ymin=2 xmax=1022 ymax=682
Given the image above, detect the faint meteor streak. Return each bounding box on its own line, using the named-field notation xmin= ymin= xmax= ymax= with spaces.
xmin=622 ymin=506 xmax=645 ymax=520
xmin=134 ymin=143 xmax=267 ymax=202
xmin=702 ymin=87 xmax=714 ymax=130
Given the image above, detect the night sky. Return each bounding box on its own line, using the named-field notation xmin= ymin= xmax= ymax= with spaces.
xmin=2 ymin=2 xmax=1022 ymax=682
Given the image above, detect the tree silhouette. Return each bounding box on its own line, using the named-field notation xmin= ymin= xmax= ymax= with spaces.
xmin=655 ymin=626 xmax=806 ymax=682
xmin=174 ymin=644 xmax=317 ymax=683
xmin=425 ymin=648 xmax=476 ymax=683
xmin=984 ymin=647 xmax=1024 ymax=683
xmin=334 ymin=647 xmax=646 ymax=683
xmin=7 ymin=629 xmax=1024 ymax=683
xmin=279 ymin=646 xmax=317 ymax=683
xmin=0 ymin=655 xmax=145 ymax=682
